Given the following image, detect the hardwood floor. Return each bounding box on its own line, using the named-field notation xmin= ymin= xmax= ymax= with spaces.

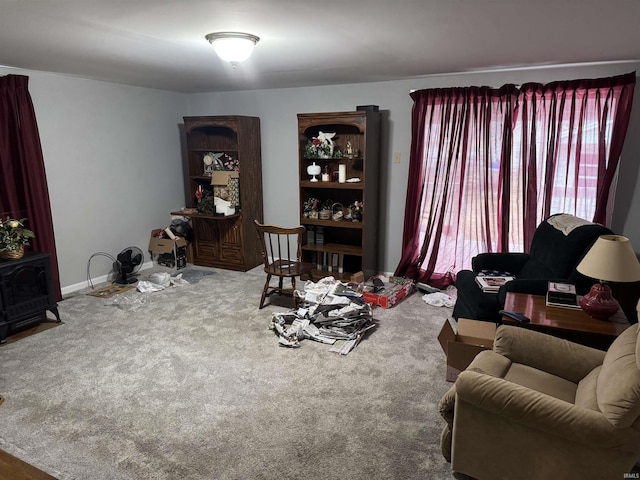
xmin=2 ymin=320 xmax=62 ymax=345
xmin=0 ymin=449 xmax=57 ymax=480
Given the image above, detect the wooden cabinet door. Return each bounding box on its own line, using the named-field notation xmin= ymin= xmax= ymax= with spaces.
xmin=218 ymin=219 xmax=244 ymax=266
xmin=191 ymin=217 xmax=244 ymax=267
xmin=192 ymin=218 xmax=220 ymax=265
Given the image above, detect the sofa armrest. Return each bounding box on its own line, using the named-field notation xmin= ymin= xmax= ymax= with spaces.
xmin=455 ymin=370 xmax=640 ymax=449
xmin=472 ymin=252 xmax=530 ymax=275
xmin=493 ymin=325 xmax=605 ymax=383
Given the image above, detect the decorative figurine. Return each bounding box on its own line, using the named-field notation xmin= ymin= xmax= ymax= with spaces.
xmin=346 ymin=141 xmax=353 ymax=157
xmin=317 ymin=131 xmax=336 ymax=157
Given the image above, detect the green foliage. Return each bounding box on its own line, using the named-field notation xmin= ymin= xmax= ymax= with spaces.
xmin=303 ymin=137 xmax=343 ymax=159
xmin=0 ymin=217 xmax=35 ymax=252
xmin=303 ymin=197 xmax=320 ymax=216
xmin=196 ymin=197 xmax=216 ymax=215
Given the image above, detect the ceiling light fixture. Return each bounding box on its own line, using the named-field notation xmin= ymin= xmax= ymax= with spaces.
xmin=205 ymin=32 xmax=260 ymax=68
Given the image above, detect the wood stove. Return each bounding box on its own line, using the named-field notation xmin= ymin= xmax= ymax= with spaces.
xmin=0 ymin=252 xmax=60 ymax=343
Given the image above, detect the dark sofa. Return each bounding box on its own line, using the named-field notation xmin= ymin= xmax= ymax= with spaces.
xmin=452 ymin=214 xmax=612 ymax=322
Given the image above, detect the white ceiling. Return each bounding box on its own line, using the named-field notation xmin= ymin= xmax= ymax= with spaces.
xmin=1 ymin=0 xmax=639 ymax=93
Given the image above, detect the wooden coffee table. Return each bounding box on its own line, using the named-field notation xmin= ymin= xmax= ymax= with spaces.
xmin=502 ymin=292 xmax=631 ymax=350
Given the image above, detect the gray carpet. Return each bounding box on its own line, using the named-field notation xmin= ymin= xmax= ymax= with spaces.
xmin=0 ymin=266 xmax=456 ymax=480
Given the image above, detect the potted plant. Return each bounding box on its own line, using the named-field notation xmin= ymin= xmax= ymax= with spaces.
xmin=0 ymin=217 xmax=35 ymax=259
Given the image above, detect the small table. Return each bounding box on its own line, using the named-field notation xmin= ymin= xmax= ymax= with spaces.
xmin=502 ymin=292 xmax=631 ymax=350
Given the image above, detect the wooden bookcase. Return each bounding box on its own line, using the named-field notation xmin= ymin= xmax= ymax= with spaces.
xmin=297 ymin=110 xmax=381 ymax=281
xmin=179 ymin=116 xmax=264 ymax=271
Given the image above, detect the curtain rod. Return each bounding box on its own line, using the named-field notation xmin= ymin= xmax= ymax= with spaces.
xmin=410 ymin=84 xmax=522 ymax=93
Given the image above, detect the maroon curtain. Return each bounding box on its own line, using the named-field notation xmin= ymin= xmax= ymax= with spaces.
xmin=0 ymin=75 xmax=61 ymax=300
xmin=515 ymin=72 xmax=636 ymax=246
xmin=594 ymin=74 xmax=636 ymax=223
xmin=394 ymin=89 xmax=431 ymax=281
xmin=395 ymin=72 xmax=636 ymax=288
xmin=395 ymin=86 xmax=518 ymax=287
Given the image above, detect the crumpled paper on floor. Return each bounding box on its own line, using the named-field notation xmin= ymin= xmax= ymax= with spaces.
xmin=422 ymin=286 xmax=457 ymax=308
xmin=137 ymin=273 xmax=189 ymax=293
xmin=269 ymin=277 xmax=374 ymax=354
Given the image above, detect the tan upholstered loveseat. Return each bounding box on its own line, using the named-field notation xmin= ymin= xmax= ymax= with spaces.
xmin=439 ymin=318 xmax=640 ymax=479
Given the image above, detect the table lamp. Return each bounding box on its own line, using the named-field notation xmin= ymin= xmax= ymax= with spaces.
xmin=576 ymin=235 xmax=640 ymax=320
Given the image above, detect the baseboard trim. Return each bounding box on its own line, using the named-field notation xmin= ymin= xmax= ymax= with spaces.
xmin=61 ymin=261 xmax=154 ymax=295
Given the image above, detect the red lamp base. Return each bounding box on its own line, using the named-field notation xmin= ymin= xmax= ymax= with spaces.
xmin=579 ymin=283 xmax=619 ymax=321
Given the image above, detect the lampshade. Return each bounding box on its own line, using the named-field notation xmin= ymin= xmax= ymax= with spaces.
xmin=577 ymin=235 xmax=640 ymax=283
xmin=205 ymin=32 xmax=260 ymax=67
xmin=576 ymin=235 xmax=640 ymax=320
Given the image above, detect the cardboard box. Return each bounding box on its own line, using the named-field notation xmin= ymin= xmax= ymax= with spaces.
xmin=438 ymin=318 xmax=496 ymax=382
xmin=210 ymin=170 xmax=239 ymax=185
xmin=350 ymin=271 xmax=364 ymax=283
xmin=148 ymin=229 xmax=188 ymax=270
xmin=362 ymin=276 xmax=415 ymax=308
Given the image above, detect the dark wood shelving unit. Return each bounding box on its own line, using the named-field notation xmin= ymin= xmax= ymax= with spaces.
xmin=182 ymin=116 xmax=264 ymax=271
xmin=298 ymin=110 xmax=381 ymax=281
xmin=170 ymin=210 xmax=240 ymax=221
xmin=299 ymin=181 xmax=365 ymax=190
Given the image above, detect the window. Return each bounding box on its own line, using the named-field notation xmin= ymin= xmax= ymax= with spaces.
xmin=395 ymin=73 xmax=636 ymax=287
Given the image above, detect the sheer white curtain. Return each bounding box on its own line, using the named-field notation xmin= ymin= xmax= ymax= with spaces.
xmin=396 ymin=73 xmax=636 ymax=287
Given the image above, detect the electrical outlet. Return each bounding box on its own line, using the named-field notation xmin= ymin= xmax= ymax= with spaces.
xmin=393 ymin=152 xmax=401 ymax=163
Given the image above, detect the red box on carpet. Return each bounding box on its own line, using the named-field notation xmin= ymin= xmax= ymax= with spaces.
xmin=362 ymin=276 xmax=415 ymax=308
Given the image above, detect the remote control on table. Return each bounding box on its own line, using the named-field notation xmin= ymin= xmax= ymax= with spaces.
xmin=499 ymin=310 xmax=530 ymax=323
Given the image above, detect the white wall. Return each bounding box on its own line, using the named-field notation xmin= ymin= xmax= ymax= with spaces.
xmin=187 ymin=62 xmax=640 ymax=275
xmin=2 ymin=61 xmax=639 ymax=292
xmin=187 ymin=85 xmax=412 ymax=275
xmin=0 ymin=67 xmax=188 ymax=291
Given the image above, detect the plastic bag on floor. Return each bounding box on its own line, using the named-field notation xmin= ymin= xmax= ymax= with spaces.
xmin=136 ymin=280 xmax=166 ymax=293
xmin=422 ymin=291 xmax=456 ymax=308
xmin=170 ymin=273 xmax=189 ymax=286
xmin=136 ymin=272 xmax=190 ymax=293
xmin=148 ymin=272 xmax=171 ymax=287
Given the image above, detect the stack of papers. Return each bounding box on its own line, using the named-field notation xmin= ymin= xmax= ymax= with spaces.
xmin=269 ymin=277 xmax=375 ymax=355
xmin=546 ymin=282 xmax=580 ymax=309
xmin=475 ymin=274 xmax=515 ymax=292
